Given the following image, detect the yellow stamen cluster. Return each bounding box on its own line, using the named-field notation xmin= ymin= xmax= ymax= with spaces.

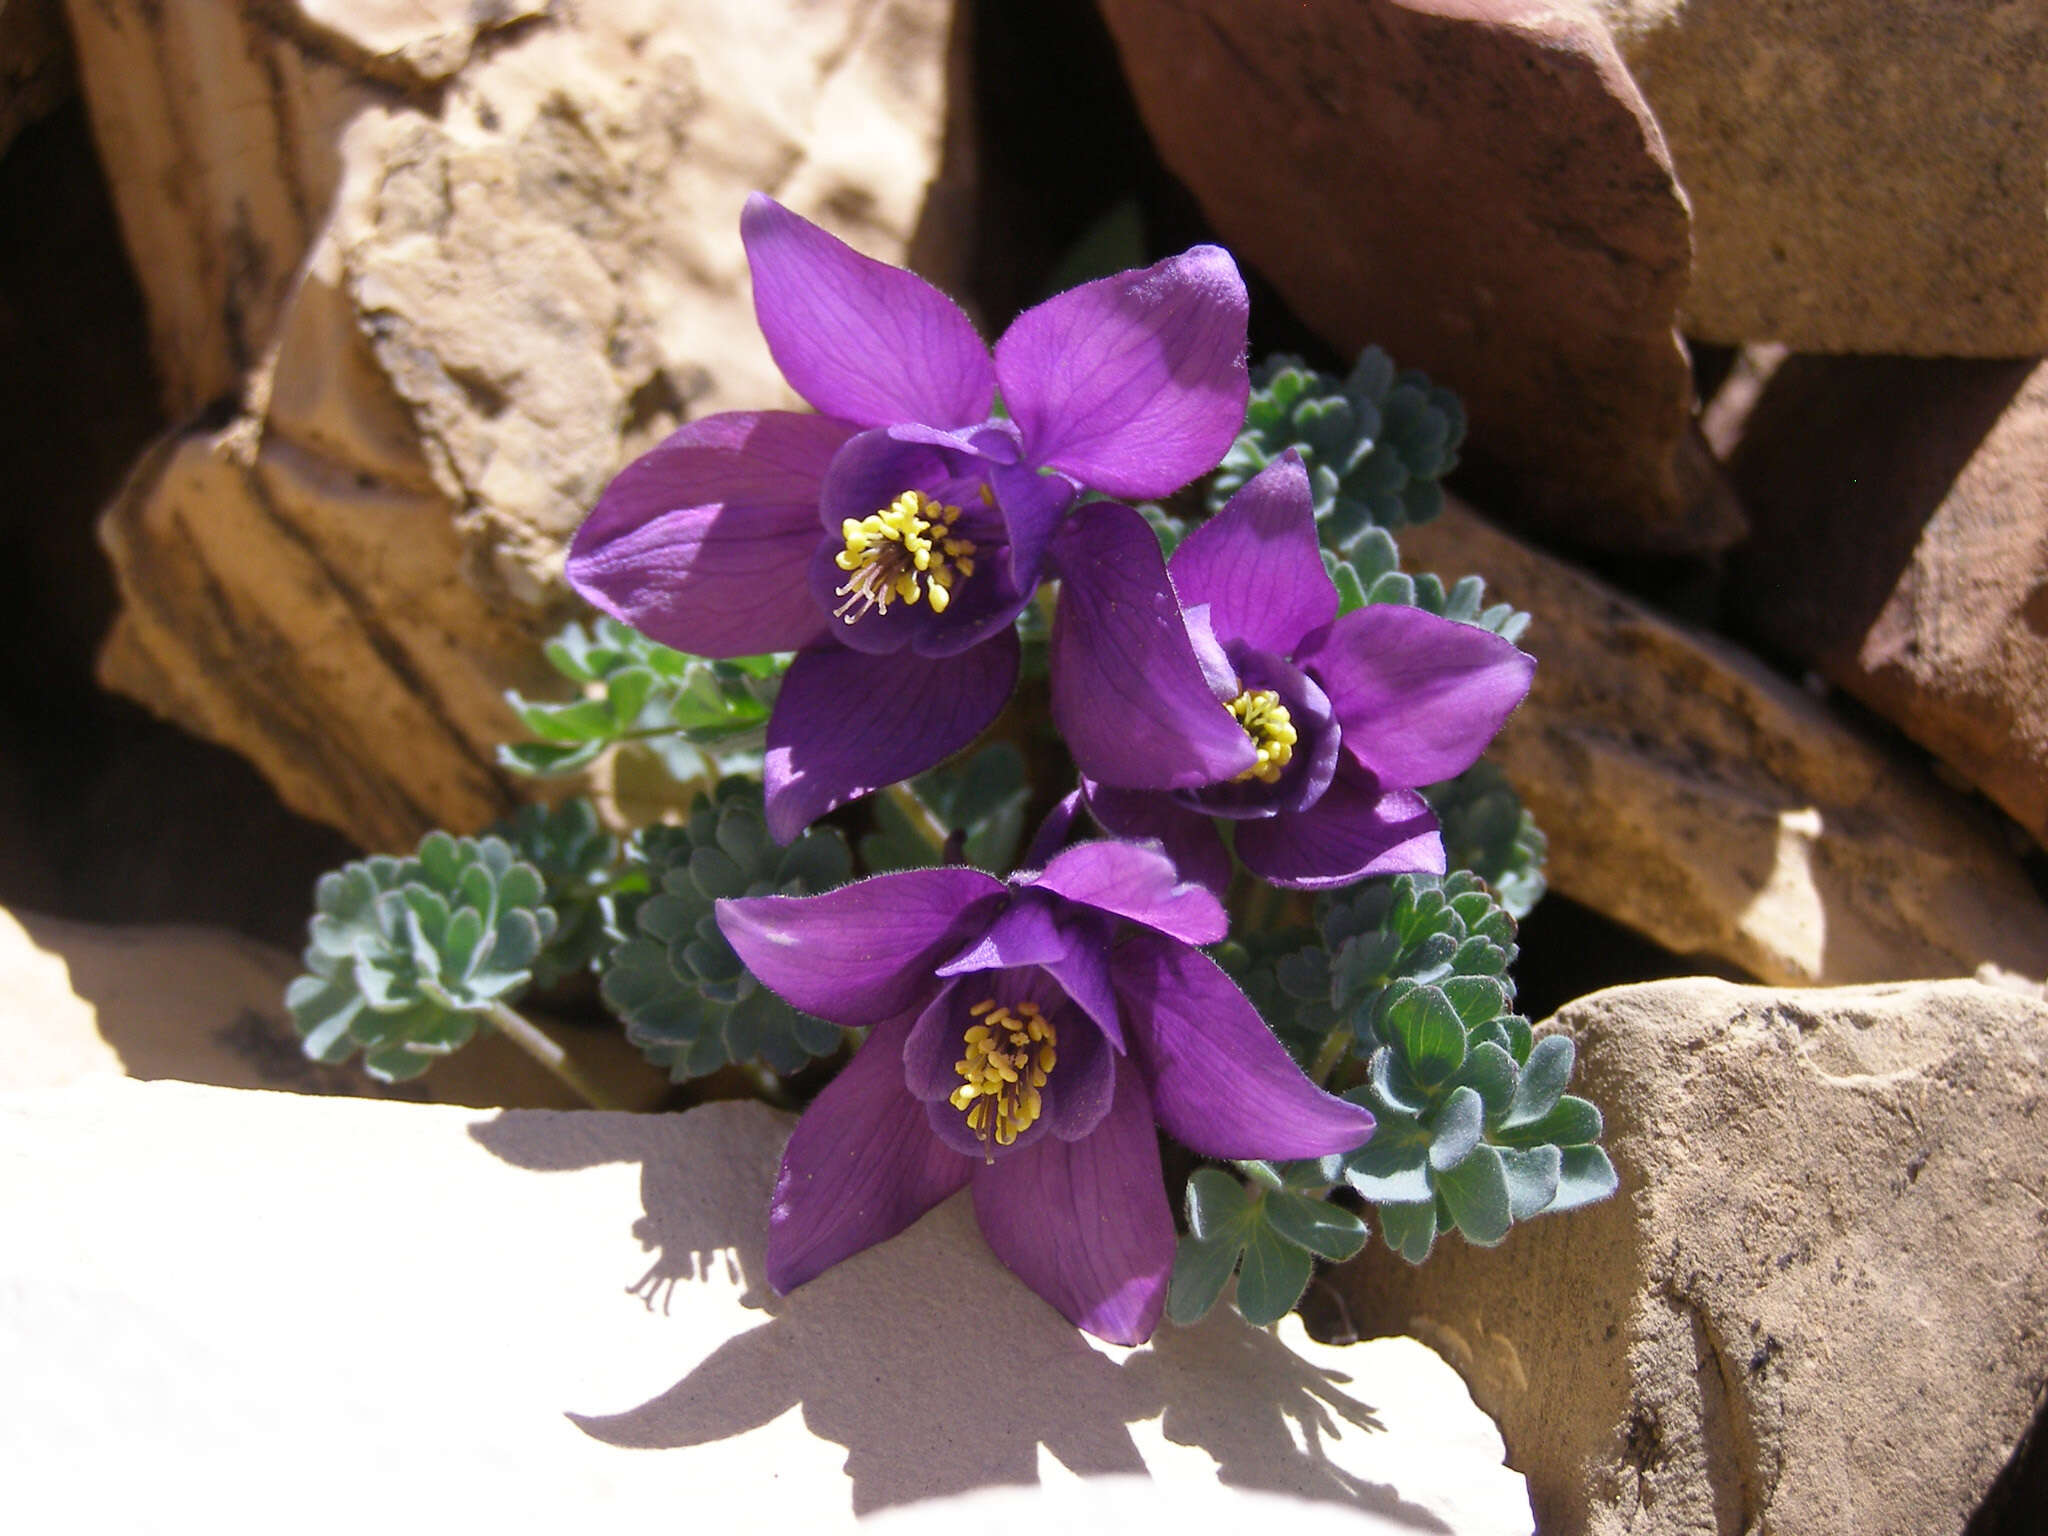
xmin=948 ymin=998 xmax=1057 ymax=1160
xmin=1227 ymin=688 xmax=1298 ymax=784
xmin=832 ymin=489 xmax=977 ymax=624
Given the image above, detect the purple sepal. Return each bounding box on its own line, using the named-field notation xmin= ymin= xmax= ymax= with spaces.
xmin=1169 ymin=452 xmax=1337 ymax=661
xmin=970 ymin=1055 xmax=1174 ymax=1345
xmin=715 ymin=868 xmax=1003 ymax=1027
xmin=1029 ymin=839 xmax=1226 ymax=946
xmin=1234 ymin=776 xmax=1446 ymax=890
xmin=763 ymin=1009 xmax=973 ymax=1294
xmin=1114 ymin=932 xmax=1376 ymax=1160
xmin=742 ymin=193 xmax=992 ymax=430
xmin=995 ymin=247 xmax=1249 ymax=500
xmin=1049 ymin=503 xmax=1257 ymax=790
xmin=565 ymin=411 xmax=852 ymax=658
xmin=1081 ymin=782 xmax=1234 ymax=897
xmin=1299 ymin=605 xmax=1536 ymax=790
xmin=763 ymin=629 xmax=1019 ymax=841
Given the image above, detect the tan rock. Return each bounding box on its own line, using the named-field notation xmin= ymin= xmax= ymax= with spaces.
xmin=1721 ymin=355 xmax=2048 ymax=853
xmin=1400 ymin=499 xmax=2048 ymax=985
xmin=1097 ymin=0 xmax=1717 ymax=554
xmin=0 ymin=904 xmax=664 ymax=1110
xmin=0 ymin=1078 xmax=1533 ymax=1531
xmin=1331 ymin=977 xmax=2048 ymax=1536
xmin=1591 ymin=1 xmax=2048 ymax=354
xmin=67 ymin=0 xmax=962 ymax=848
xmin=0 ymin=0 xmax=70 ymax=158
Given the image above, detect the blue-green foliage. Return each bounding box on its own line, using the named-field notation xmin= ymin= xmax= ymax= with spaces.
xmin=1211 ymin=348 xmax=1465 ymax=551
xmin=859 ymin=743 xmax=1030 ymax=874
xmin=604 ymin=779 xmax=853 ymax=1079
xmin=286 ymin=832 xmax=557 ymax=1081
xmin=500 ymin=617 xmax=785 ymax=781
xmin=1329 ymin=526 xmax=1531 ymax=643
xmin=1169 ymin=1165 xmax=1370 ymax=1327
xmin=489 ymin=798 xmax=620 ymax=988
xmin=1423 ymin=762 xmax=1548 ymax=920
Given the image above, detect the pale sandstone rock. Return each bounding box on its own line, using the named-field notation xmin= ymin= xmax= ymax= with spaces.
xmin=0 ymin=905 xmax=664 ymax=1109
xmin=66 ymin=0 xmax=961 ymax=849
xmin=1097 ymin=0 xmax=1719 ymax=554
xmin=1331 ymin=977 xmax=2048 ymax=1536
xmin=1721 ymin=355 xmax=2048 ymax=853
xmin=1591 ymin=1 xmax=2048 ymax=354
xmin=1399 ymin=499 xmax=2048 ymax=985
xmin=0 ymin=1079 xmax=1533 ymax=1532
xmin=0 ymin=0 xmax=70 ymax=158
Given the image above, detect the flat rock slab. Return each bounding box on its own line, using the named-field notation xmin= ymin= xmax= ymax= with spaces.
xmin=0 ymin=1078 xmax=1532 ymax=1533
xmin=1099 ymin=0 xmax=1705 ymax=553
xmin=1398 ymin=499 xmax=2048 ymax=986
xmin=1332 ymin=977 xmax=2048 ymax=1536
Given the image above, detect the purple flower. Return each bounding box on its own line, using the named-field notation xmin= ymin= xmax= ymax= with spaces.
xmin=1051 ymin=453 xmax=1536 ymax=892
xmin=715 ymin=840 xmax=1372 ymax=1344
xmin=566 ymin=195 xmax=1250 ymax=842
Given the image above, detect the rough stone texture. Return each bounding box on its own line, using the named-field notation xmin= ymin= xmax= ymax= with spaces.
xmin=1332 ymin=977 xmax=2048 ymax=1536
xmin=65 ymin=0 xmax=963 ymax=851
xmin=1399 ymin=498 xmax=2048 ymax=986
xmin=1 ymin=1078 xmax=1533 ymax=1532
xmin=1097 ymin=0 xmax=1719 ymax=554
xmin=0 ymin=0 xmax=70 ymax=159
xmin=0 ymin=903 xmax=666 ymax=1109
xmin=1592 ymin=2 xmax=2048 ymax=355
xmin=1720 ymin=355 xmax=2048 ymax=853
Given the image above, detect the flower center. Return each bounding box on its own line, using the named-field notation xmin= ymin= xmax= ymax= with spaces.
xmin=1226 ymin=688 xmax=1298 ymax=784
xmin=948 ymin=998 xmax=1056 ymax=1160
xmin=832 ymin=489 xmax=977 ymax=624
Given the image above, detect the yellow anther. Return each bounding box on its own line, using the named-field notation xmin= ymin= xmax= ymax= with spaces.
xmin=951 ymin=999 xmax=1058 ymax=1162
xmin=1226 ymin=688 xmax=1298 ymax=784
xmin=832 ymin=489 xmax=977 ymax=624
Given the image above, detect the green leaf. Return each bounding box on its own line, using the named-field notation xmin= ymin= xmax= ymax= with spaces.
xmin=1437 ymin=1144 xmax=1512 ymax=1246
xmin=1167 ymin=1232 xmax=1244 ymax=1326
xmin=1504 ymin=1033 xmax=1575 ymax=1128
xmin=1546 ymin=1146 xmax=1620 ymax=1212
xmin=1495 ymin=1095 xmax=1603 ymax=1149
xmin=1427 ymin=1086 xmax=1485 ymax=1172
xmin=1452 ymin=1041 xmax=1519 ymax=1123
xmin=1261 ymin=1190 xmax=1368 ymax=1262
xmin=1499 ymin=1145 xmax=1564 ymax=1221
xmin=1383 ymin=983 xmax=1467 ymax=1085
xmin=1343 ymin=1112 xmax=1433 ymax=1204
xmin=1235 ymin=1216 xmax=1315 ymax=1327
xmin=1378 ymin=1200 xmax=1438 ymax=1264
xmin=1185 ymin=1167 xmax=1256 ymax=1242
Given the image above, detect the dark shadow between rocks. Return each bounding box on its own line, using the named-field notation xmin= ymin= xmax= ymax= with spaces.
xmin=470 ymin=1104 xmax=1442 ymax=1526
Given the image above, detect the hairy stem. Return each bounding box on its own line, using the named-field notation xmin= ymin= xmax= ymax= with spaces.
xmin=484 ymin=1002 xmax=622 ymax=1111
xmin=1309 ymin=1026 xmax=1354 ymax=1089
xmin=884 ymin=780 xmax=951 ymax=856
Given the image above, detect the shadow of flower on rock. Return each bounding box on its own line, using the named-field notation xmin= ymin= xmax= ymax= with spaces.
xmin=469 ymin=1100 xmax=1438 ymax=1526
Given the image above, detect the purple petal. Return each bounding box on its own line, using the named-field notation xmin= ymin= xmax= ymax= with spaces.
xmin=1235 ymin=777 xmax=1446 ymax=890
xmin=904 ymin=974 xmax=1113 ymax=1157
xmin=1038 ymin=932 xmax=1123 ymax=1052
xmin=566 ymin=411 xmax=850 ymax=657
xmin=1082 ymin=782 xmax=1234 ymax=897
xmin=995 ymin=247 xmax=1249 ymax=499
xmin=1113 ymin=932 xmax=1376 ymax=1160
xmin=1169 ymin=452 xmax=1336 ymax=658
xmin=1030 ymin=839 xmax=1226 ymax=945
xmin=1299 ymin=606 xmax=1536 ymax=790
xmin=989 ymin=458 xmax=1076 ymax=594
xmin=935 ymin=892 xmax=1074 ymax=976
xmin=765 ymin=1009 xmax=971 ymax=1293
xmin=763 ymin=629 xmax=1019 ymax=841
xmin=742 ymin=194 xmax=992 ymax=429
xmin=1049 ymin=502 xmax=1257 ymax=789
xmin=1175 ymin=647 xmax=1339 ymax=820
xmin=716 ymin=867 xmax=1004 ymax=1026
xmin=1019 ymin=786 xmax=1085 ymax=869
xmin=971 ymin=1055 xmax=1174 ymax=1344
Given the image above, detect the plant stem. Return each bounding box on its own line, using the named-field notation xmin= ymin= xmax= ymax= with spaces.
xmin=484 ymin=1002 xmax=623 ymax=1111
xmin=884 ymin=780 xmax=951 ymax=857
xmin=1309 ymin=1026 xmax=1354 ymax=1089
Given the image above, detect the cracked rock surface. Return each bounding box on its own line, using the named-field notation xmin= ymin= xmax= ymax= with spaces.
xmin=1331 ymin=977 xmax=2048 ymax=1536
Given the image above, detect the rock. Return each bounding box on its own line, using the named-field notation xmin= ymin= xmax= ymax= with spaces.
xmin=0 ymin=0 xmax=70 ymax=159
xmin=1592 ymin=1 xmax=2048 ymax=355
xmin=1331 ymin=977 xmax=2048 ymax=1536
xmin=65 ymin=0 xmax=962 ymax=849
xmin=1 ymin=1077 xmax=1533 ymax=1531
xmin=1398 ymin=498 xmax=2048 ymax=986
xmin=1096 ymin=0 xmax=1716 ymax=554
xmin=1720 ymin=355 xmax=2048 ymax=854
xmin=0 ymin=904 xmax=664 ymax=1110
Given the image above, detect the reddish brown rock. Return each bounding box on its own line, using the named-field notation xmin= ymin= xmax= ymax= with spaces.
xmin=1097 ymin=0 xmax=1720 ymax=553
xmin=1722 ymin=356 xmax=2048 ymax=852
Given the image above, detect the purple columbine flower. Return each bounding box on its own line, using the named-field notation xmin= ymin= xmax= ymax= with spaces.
xmin=715 ymin=840 xmax=1372 ymax=1344
xmin=1048 ymin=453 xmax=1536 ymax=892
xmin=565 ymin=195 xmax=1250 ymax=842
